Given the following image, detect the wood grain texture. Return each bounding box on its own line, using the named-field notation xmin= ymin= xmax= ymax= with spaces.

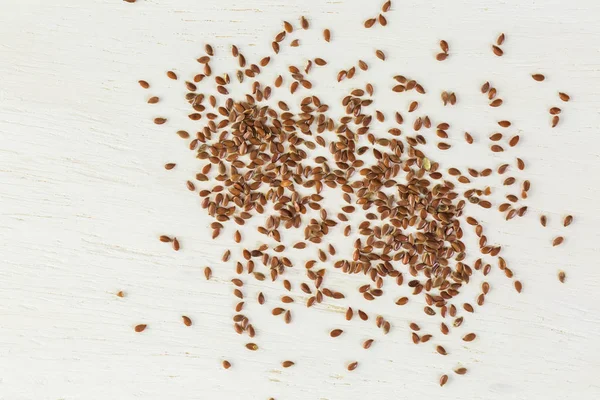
xmin=1 ymin=0 xmax=600 ymax=399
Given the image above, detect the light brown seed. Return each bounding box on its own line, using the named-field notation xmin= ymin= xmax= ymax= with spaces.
xmin=552 ymin=236 xmax=564 ymax=246
xmin=382 ymin=0 xmax=392 ymax=12
xmin=440 ymin=374 xmax=448 ymax=386
xmin=323 ymin=29 xmax=331 ymax=42
xmin=282 ymin=361 xmax=295 ymax=368
xmin=204 ymin=267 xmax=212 ymax=280
xmin=364 ymin=18 xmax=377 ymax=28
xmin=514 ymin=280 xmax=523 ymax=293
xmin=245 ymin=343 xmax=258 ymax=351
xmin=347 ymin=362 xmax=358 ymax=371
xmin=439 ymin=40 xmax=449 ymax=53
xmin=346 ymin=307 xmax=353 ymax=321
xmin=116 ymin=291 xmax=125 ymax=297
xmin=463 ymin=333 xmax=477 ymax=342
xmin=182 ymin=316 xmax=192 ymax=326
xmin=300 ymin=16 xmax=309 ymax=29
xmin=497 ymin=33 xmax=505 ymax=45
xmin=166 ymin=71 xmax=177 ymax=80
xmin=481 ymin=81 xmax=490 ymax=93
xmin=558 ymin=271 xmax=566 ymax=283
xmin=396 ymin=297 xmax=409 ymax=305
xmin=134 ymin=324 xmax=147 ymax=332
xmin=138 ymin=80 xmax=149 ymax=88
xmin=375 ymin=50 xmax=386 ymax=60
xmin=532 ymin=74 xmax=545 ymax=81
xmin=563 ymin=215 xmax=573 ymax=227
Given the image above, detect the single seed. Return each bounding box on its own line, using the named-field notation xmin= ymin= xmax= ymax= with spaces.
xmin=172 ymin=238 xmax=180 ymax=251
xmin=514 ymin=280 xmax=523 ymax=293
xmin=330 ymin=329 xmax=343 ymax=337
xmin=117 ymin=291 xmax=125 ymax=297
xmin=222 ymin=360 xmax=231 ymax=369
xmin=138 ymin=80 xmax=149 ymax=88
xmin=134 ymin=324 xmax=147 ymax=332
xmin=455 ymin=367 xmax=467 ymax=375
xmin=558 ymin=271 xmax=566 ymax=283
xmin=440 ymin=374 xmax=448 ymax=387
xmin=436 ymin=345 xmax=447 ymax=355
xmin=154 ymin=118 xmax=167 ymax=125
xmin=282 ymin=361 xmax=295 ymax=368
xmin=552 ymin=236 xmax=564 ymax=246
xmin=492 ymin=45 xmax=503 ymax=56
xmin=463 ymin=333 xmax=477 ymax=342
xmin=245 ymin=343 xmax=258 ymax=351
xmin=182 ymin=316 xmax=192 ymax=326
xmin=364 ymin=18 xmax=376 ymax=28
xmin=166 ymin=71 xmax=177 ymax=80
xmin=563 ymin=215 xmax=573 ymax=227
xmin=323 ymin=29 xmax=331 ymax=42
xmin=559 ymin=92 xmax=570 ymax=102
xmin=375 ymin=50 xmax=386 ymax=60
xmin=497 ymin=33 xmax=505 ymax=45
xmin=363 ymin=339 xmax=374 ymax=349
xmin=347 ymin=362 xmax=358 ymax=371
xmin=532 ymin=74 xmax=545 ymax=81
xmin=204 ymin=267 xmax=212 ymax=280
xmin=540 ymin=215 xmax=547 ymax=227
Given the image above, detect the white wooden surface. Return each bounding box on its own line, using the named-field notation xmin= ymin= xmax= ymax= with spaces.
xmin=1 ymin=0 xmax=600 ymax=399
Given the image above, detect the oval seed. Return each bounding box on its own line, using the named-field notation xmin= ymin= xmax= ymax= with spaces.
xmin=134 ymin=324 xmax=147 ymax=332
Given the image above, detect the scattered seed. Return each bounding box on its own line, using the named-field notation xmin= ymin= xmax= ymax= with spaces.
xmin=222 ymin=360 xmax=231 ymax=369
xmin=245 ymin=343 xmax=258 ymax=351
xmin=282 ymin=361 xmax=295 ymax=368
xmin=552 ymin=236 xmax=564 ymax=246
xmin=463 ymin=333 xmax=476 ymax=342
xmin=134 ymin=324 xmax=147 ymax=332
xmin=532 ymin=74 xmax=545 ymax=81
xmin=182 ymin=316 xmax=192 ymax=326
xmin=558 ymin=271 xmax=566 ymax=283
xmin=440 ymin=374 xmax=448 ymax=386
xmin=563 ymin=215 xmax=573 ymax=227
xmin=347 ymin=361 xmax=358 ymax=371
xmin=138 ymin=80 xmax=149 ymax=88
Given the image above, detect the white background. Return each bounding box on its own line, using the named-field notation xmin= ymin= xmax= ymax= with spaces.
xmin=1 ymin=0 xmax=600 ymax=399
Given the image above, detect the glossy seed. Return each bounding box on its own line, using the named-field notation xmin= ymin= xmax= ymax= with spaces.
xmin=514 ymin=280 xmax=523 ymax=293
xmin=138 ymin=80 xmax=149 ymax=88
xmin=282 ymin=361 xmax=295 ymax=368
xmin=532 ymin=74 xmax=545 ymax=81
xmin=553 ymin=236 xmax=564 ymax=246
xmin=347 ymin=361 xmax=358 ymax=371
xmin=563 ymin=215 xmax=573 ymax=227
xmin=463 ymin=333 xmax=476 ymax=341
xmin=330 ymin=329 xmax=343 ymax=337
xmin=454 ymin=367 xmax=467 ymax=375
xmin=440 ymin=374 xmax=448 ymax=386
xmin=245 ymin=343 xmax=258 ymax=351
xmin=363 ymin=339 xmax=374 ymax=349
xmin=134 ymin=324 xmax=147 ymax=332
xmin=182 ymin=316 xmax=192 ymax=326
xmin=222 ymin=360 xmax=231 ymax=369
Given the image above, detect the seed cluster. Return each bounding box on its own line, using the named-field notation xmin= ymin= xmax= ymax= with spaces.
xmin=129 ymin=1 xmax=576 ymax=389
